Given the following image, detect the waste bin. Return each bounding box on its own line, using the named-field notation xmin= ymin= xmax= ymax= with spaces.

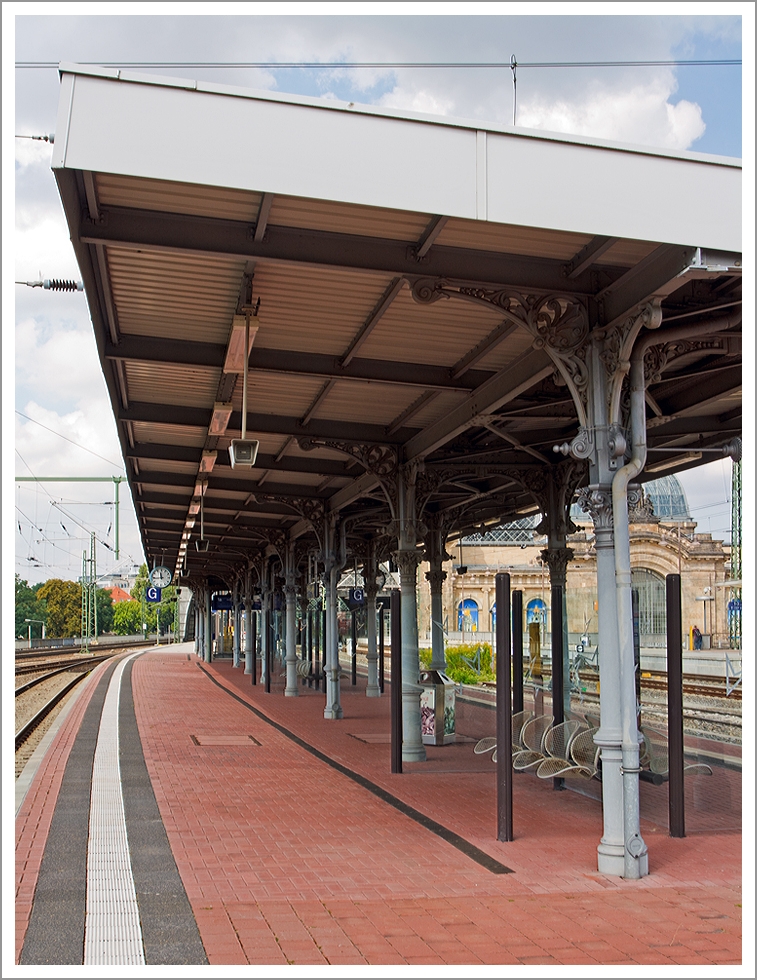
xmin=419 ymin=669 xmax=456 ymax=745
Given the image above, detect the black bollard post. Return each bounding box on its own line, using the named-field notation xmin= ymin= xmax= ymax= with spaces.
xmin=379 ymin=604 xmax=385 ymax=694
xmin=351 ymin=608 xmax=357 ymax=686
xmin=512 ymin=590 xmax=524 ymax=715
xmin=321 ymin=607 xmax=327 ymax=694
xmin=390 ymin=590 xmax=402 ymax=774
xmin=265 ymin=608 xmax=271 ymax=694
xmin=666 ymin=574 xmax=685 ymax=837
xmin=550 ymin=582 xmax=565 ymax=791
xmin=251 ymin=610 xmax=257 ymax=686
xmin=496 ymin=573 xmax=513 ymax=841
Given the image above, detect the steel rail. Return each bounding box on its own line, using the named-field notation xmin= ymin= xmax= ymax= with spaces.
xmin=15 ymin=672 xmax=91 ymax=750
xmin=16 ymin=661 xmax=104 ymax=696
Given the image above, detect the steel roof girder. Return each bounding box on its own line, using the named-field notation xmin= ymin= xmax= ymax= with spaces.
xmin=119 ymin=401 xmax=414 ymax=444
xmin=596 ymin=244 xmax=741 ymax=327
xmin=402 ymin=349 xmax=555 ymax=462
xmin=105 ymin=336 xmax=491 ymax=392
xmin=78 ymin=206 xmax=598 ymax=295
xmin=125 ymin=442 xmax=354 ymax=477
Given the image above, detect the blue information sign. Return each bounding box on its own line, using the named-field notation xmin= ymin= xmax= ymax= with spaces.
xmin=146 ymin=586 xmax=162 ymax=603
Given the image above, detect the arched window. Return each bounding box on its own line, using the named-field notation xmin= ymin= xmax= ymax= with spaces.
xmin=458 ymin=598 xmax=479 ymax=632
xmin=526 ymin=597 xmax=547 ymax=625
xmin=631 ymin=569 xmax=666 ymax=639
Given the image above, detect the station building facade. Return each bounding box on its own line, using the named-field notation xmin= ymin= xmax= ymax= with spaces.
xmin=418 ymin=475 xmax=733 ymax=655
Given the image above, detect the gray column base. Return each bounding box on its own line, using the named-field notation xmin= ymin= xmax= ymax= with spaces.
xmin=284 ymin=685 xmax=299 ymax=697
xmin=597 ymin=836 xmax=649 ymax=878
xmin=323 ymin=705 xmax=344 ymax=719
xmin=401 ymin=688 xmax=426 ymax=762
xmin=365 ymin=686 xmax=381 ymax=698
xmin=597 ymin=842 xmax=626 ymax=876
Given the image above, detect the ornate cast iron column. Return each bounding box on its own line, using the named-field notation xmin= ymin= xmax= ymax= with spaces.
xmin=395 ymin=548 xmax=426 ymax=762
xmin=362 ymin=543 xmax=382 ymax=698
xmin=540 ymin=544 xmax=573 ymax=726
xmin=394 ymin=463 xmax=426 ymax=762
xmin=260 ymin=563 xmax=271 ymax=688
xmin=322 ymin=515 xmax=344 ymax=719
xmin=424 ymin=522 xmax=449 ymax=673
xmin=577 ymin=482 xmax=624 ymax=875
xmin=232 ymin=578 xmax=241 ymax=668
xmin=244 ymin=565 xmax=254 ymax=675
xmin=204 ymin=586 xmax=212 ymax=664
xmin=284 ymin=544 xmax=299 ymax=698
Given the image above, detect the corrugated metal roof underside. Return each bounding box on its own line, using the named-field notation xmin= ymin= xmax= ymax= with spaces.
xmin=437 ymin=218 xmax=592 ymax=259
xmin=357 ymin=285 xmax=503 ymax=366
xmin=436 ymin=218 xmax=658 ymax=268
xmin=311 ymin=380 xmax=419 ymax=426
xmin=267 ymin=195 xmax=432 ymax=241
xmin=95 ymin=173 xmax=262 ymax=222
xmin=464 ymin=327 xmax=537 ymax=374
xmin=130 ymin=421 xmax=207 ymax=446
xmin=257 ymin=469 xmax=325 ymax=488
xmin=252 ymin=263 xmax=391 ymax=355
xmin=124 ymin=362 xmax=220 ymax=408
xmin=409 ymin=390 xmax=468 ymax=428
xmin=278 ymin=441 xmax=358 ymax=465
xmin=241 ymin=373 xmax=328 ymax=418
xmin=107 ymin=247 xmax=244 ymax=343
xmin=135 ymin=458 xmax=197 ymax=476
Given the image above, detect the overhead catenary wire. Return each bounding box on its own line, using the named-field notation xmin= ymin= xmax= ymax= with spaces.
xmin=16 ymin=411 xmax=125 ymax=470
xmin=14 ymin=59 xmax=742 ymax=69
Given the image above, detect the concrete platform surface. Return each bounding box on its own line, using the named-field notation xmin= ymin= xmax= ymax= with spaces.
xmin=14 ymin=645 xmax=750 ymax=974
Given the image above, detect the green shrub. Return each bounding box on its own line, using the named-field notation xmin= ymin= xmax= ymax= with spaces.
xmin=418 ymin=643 xmax=495 ymax=685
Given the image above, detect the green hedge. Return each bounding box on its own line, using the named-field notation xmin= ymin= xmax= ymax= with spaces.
xmin=419 ymin=643 xmax=495 ymax=685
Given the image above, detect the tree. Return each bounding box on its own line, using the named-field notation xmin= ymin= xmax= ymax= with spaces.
xmin=113 ymin=600 xmax=142 ymax=635
xmin=130 ymin=563 xmax=153 ymax=602
xmin=15 ymin=575 xmax=46 ymax=639
xmin=37 ymin=579 xmax=81 ymax=638
xmin=95 ymin=587 xmax=114 ymax=635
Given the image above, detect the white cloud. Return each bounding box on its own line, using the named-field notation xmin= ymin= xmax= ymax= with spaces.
xmin=14 ymin=137 xmax=54 ymax=169
xmin=376 ymin=84 xmax=456 ymax=118
xmin=15 ymin=314 xmax=105 ymax=412
xmin=517 ymin=76 xmax=706 ymax=151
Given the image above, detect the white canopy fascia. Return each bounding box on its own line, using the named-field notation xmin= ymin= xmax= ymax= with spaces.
xmin=53 ymin=63 xmax=741 ymax=252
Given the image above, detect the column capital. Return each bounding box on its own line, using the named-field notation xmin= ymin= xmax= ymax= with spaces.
xmin=393 ymin=549 xmax=422 ymax=581
xmin=539 ymin=546 xmax=574 ymax=586
xmin=576 ymin=485 xmax=614 ymax=533
xmin=425 ymin=567 xmax=448 ymax=592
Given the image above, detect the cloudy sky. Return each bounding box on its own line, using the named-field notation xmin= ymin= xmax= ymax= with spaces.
xmin=5 ymin=3 xmax=750 ymax=586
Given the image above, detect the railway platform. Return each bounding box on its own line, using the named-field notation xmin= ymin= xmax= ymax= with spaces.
xmin=14 ymin=644 xmax=746 ymax=971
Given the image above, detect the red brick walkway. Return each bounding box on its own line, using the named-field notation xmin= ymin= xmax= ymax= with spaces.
xmin=16 ymin=645 xmax=746 ymax=968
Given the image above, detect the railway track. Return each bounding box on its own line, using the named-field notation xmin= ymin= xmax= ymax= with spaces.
xmin=16 ymin=654 xmax=111 ymax=677
xmin=14 ymin=644 xmax=154 ymax=779
xmin=15 ymin=672 xmax=91 ymax=749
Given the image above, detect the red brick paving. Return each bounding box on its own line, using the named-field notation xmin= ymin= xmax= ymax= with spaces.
xmin=15 ymin=645 xmax=746 ymax=969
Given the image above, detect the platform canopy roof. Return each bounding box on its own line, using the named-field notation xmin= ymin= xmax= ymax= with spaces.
xmin=52 ymin=64 xmax=742 ymax=585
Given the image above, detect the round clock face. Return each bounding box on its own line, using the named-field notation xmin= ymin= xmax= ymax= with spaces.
xmin=149 ymin=565 xmax=172 ymax=589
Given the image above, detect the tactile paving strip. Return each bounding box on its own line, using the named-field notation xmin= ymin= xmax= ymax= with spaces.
xmin=84 ymin=653 xmax=145 ymax=965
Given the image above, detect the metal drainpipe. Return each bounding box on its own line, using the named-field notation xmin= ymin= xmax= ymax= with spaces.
xmin=612 ymin=309 xmax=740 ymax=878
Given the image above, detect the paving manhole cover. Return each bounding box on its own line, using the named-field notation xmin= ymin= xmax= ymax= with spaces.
xmin=191 ymin=734 xmax=261 ymax=745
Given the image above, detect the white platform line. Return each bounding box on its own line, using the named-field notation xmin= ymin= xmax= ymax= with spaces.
xmin=84 ymin=652 xmax=145 ymax=966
